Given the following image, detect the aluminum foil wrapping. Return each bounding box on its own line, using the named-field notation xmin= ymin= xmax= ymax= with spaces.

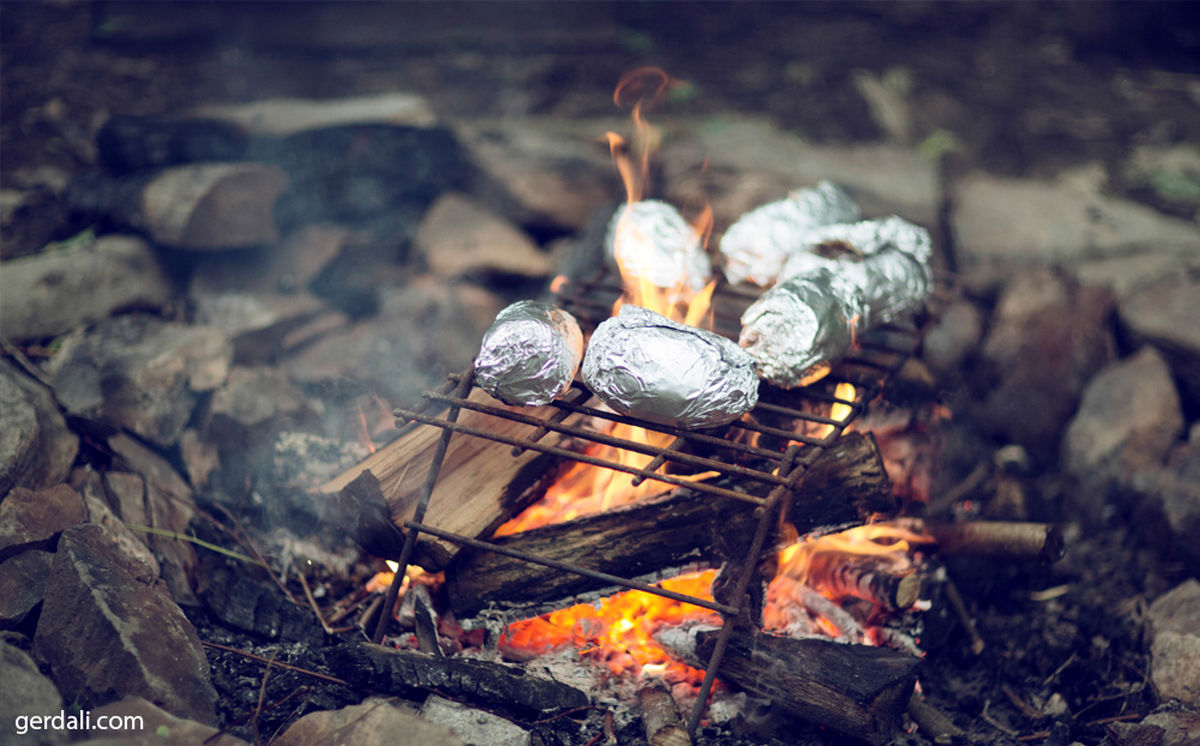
xmin=473 ymin=300 xmax=583 ymax=407
xmin=739 ymin=268 xmax=867 ymax=388
xmin=778 ymin=216 xmax=934 ymax=326
xmin=582 ymin=304 xmax=759 ymax=429
xmin=605 ymin=200 xmax=712 ymax=292
xmin=718 ymin=181 xmax=861 ymax=287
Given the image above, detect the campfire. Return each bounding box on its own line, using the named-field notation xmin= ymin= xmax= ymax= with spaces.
xmin=11 ymin=10 xmax=1194 ymax=744
xmin=314 ymin=67 xmax=993 ymax=744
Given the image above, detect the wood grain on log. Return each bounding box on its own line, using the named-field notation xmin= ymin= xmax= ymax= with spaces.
xmin=317 ymin=388 xmax=573 ymax=571
xmin=666 ymin=626 xmax=919 ymax=746
xmin=446 ymin=432 xmax=894 ymax=619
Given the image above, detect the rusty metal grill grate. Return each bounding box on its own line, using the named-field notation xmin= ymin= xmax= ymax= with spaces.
xmin=381 ymin=266 xmax=928 ymax=736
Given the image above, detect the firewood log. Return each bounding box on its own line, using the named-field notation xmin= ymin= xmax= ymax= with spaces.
xmin=446 ymin=432 xmax=894 ymax=619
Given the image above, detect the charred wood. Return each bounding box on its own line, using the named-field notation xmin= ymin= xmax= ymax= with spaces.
xmin=446 ymin=433 xmax=893 ymax=620
xmin=326 ymin=643 xmax=589 ymax=719
xmin=319 ymin=388 xmax=574 ymax=571
xmin=664 ymin=626 xmax=920 ymax=746
xmin=805 ymin=553 xmax=920 ymax=611
xmin=928 ymin=521 xmax=1064 ymax=563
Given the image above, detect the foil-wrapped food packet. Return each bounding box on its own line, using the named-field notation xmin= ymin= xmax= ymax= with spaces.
xmin=739 ymin=268 xmax=867 ymax=388
xmin=474 ymin=300 xmax=583 ymax=407
xmin=778 ymin=216 xmax=934 ymax=326
xmin=605 ymin=200 xmax=712 ymax=293
xmin=583 ymin=304 xmax=759 ymax=429
xmin=718 ymin=181 xmax=860 ymax=287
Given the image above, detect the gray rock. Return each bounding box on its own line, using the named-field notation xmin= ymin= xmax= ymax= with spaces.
xmin=208 ymin=366 xmax=309 ymax=442
xmin=1062 ymin=347 xmax=1184 ymax=493
xmin=106 ymin=433 xmax=200 ymax=607
xmin=75 ymin=696 xmax=248 ymax=745
xmin=977 ymin=269 xmax=1116 ymax=460
xmin=189 ymin=92 xmax=437 ymax=136
xmin=952 ymin=166 xmax=1200 ymax=282
xmin=273 ymin=697 xmax=464 ymax=746
xmin=0 ymin=484 xmax=86 ymax=560
xmin=421 ymin=695 xmax=531 ymax=746
xmin=1147 ymin=580 xmax=1200 ymax=707
xmin=34 ymin=524 xmax=217 ymax=723
xmin=76 ymin=469 xmax=161 ymax=578
xmin=1119 ymin=275 xmax=1200 ymax=410
xmin=455 ymin=117 xmax=615 ymax=231
xmin=414 ymin=192 xmax=554 ymax=280
xmin=0 ymin=361 xmax=79 ymax=498
xmin=661 ymin=115 xmax=940 ymax=229
xmin=1137 ymin=432 xmax=1200 ymax=573
xmin=0 ymin=641 xmax=64 ymax=741
xmin=921 ymin=299 xmax=984 ymax=375
xmin=49 ymin=314 xmax=231 ymax=447
xmin=194 ymin=291 xmax=328 ymax=365
xmin=0 ymin=235 xmax=175 ymax=342
xmin=1072 ymin=250 xmax=1200 ymax=301
xmin=0 ymin=551 xmax=52 ymax=629
xmin=1108 ymin=705 xmax=1200 ymax=746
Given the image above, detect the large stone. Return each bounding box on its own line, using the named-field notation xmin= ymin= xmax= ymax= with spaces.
xmin=977 ymin=269 xmax=1116 ymax=460
xmin=49 ymin=314 xmax=231 ymax=447
xmin=1136 ymin=429 xmax=1200 ymax=573
xmin=0 ymin=361 xmax=79 ymax=498
xmin=139 ymin=163 xmax=289 ymax=250
xmin=952 ymin=166 xmax=1200 ymax=281
xmin=0 ymin=235 xmax=175 ymax=342
xmin=0 ymin=484 xmax=86 ymax=560
xmin=34 ymin=524 xmax=217 ymax=723
xmin=272 ymin=697 xmax=464 ymax=746
xmin=414 ymin=192 xmax=554 ymax=280
xmin=75 ymin=468 xmax=161 ymax=577
xmin=106 ymin=434 xmax=200 ymax=606
xmin=1147 ymin=580 xmax=1200 ymax=707
xmin=0 ymin=641 xmax=64 ymax=741
xmin=1120 ymin=275 xmax=1200 ymax=410
xmin=661 ymin=114 xmax=940 ymax=228
xmin=1108 ymin=706 xmax=1200 ymax=746
xmin=0 ymin=551 xmax=52 ymax=629
xmin=1062 ymin=347 xmax=1184 ymax=491
xmin=1072 ymin=250 xmax=1200 ymax=301
xmin=193 ymin=292 xmax=330 ymax=365
xmin=191 ymin=223 xmax=349 ymax=296
xmin=455 ymin=117 xmax=615 ymax=231
xmin=207 ymin=366 xmax=310 ymax=445
xmin=75 ymin=696 xmax=248 ymax=745
xmin=421 ymin=695 xmax=531 ymax=746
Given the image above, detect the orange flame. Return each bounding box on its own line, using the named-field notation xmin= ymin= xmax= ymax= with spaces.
xmin=502 ymin=569 xmax=718 ymax=681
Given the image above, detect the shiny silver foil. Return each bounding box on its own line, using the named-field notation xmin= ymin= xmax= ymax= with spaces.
xmin=778 ymin=215 xmax=934 ymax=326
xmin=582 ymin=304 xmax=759 ymax=429
xmin=474 ymin=300 xmax=583 ymax=407
xmin=718 ymin=181 xmax=861 ymax=287
xmin=605 ymin=200 xmax=712 ymax=293
xmin=739 ymin=268 xmax=867 ymax=388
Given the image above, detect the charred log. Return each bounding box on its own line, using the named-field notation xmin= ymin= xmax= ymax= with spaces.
xmin=663 ymin=626 xmax=920 ymax=746
xmin=446 ymin=433 xmax=893 ymax=620
xmin=928 ymin=521 xmax=1064 ymax=563
xmin=325 ymin=643 xmax=588 ymax=719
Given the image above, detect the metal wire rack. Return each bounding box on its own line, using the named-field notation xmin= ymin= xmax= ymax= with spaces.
xmin=378 ymin=266 xmax=926 ymax=737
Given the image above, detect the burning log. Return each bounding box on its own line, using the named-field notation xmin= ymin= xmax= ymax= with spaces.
xmin=318 ymin=387 xmax=576 ymax=570
xmin=927 ymin=521 xmax=1064 ymax=563
xmin=326 ymin=643 xmax=589 ymax=719
xmin=446 ymin=432 xmax=894 ymax=619
xmin=661 ymin=625 xmax=920 ymax=746
xmin=805 ymin=552 xmax=920 ymax=611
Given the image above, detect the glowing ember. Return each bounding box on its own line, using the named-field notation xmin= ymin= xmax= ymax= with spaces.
xmin=502 ymin=569 xmax=719 ymax=681
xmin=367 ymin=562 xmax=439 ymax=595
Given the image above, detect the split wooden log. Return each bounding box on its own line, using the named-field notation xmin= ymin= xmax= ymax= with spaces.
xmin=326 ymin=643 xmax=589 ymax=718
xmin=317 ymin=388 xmax=574 ymax=571
xmin=67 ymin=163 xmax=288 ymax=249
xmin=446 ymin=432 xmax=894 ymax=619
xmin=638 ymin=682 xmax=690 ymax=746
xmin=661 ymin=625 xmax=920 ymax=746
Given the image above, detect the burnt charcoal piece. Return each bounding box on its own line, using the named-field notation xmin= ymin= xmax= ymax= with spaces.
xmin=195 ymin=554 xmax=324 ymax=645
xmin=326 ymin=643 xmax=589 ymax=718
xmin=96 ymin=115 xmax=248 ymax=174
xmin=249 ymin=124 xmax=466 ymax=230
